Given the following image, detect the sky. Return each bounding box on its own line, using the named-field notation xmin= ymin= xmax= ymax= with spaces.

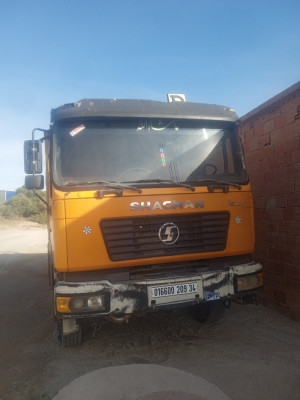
xmin=0 ymin=0 xmax=299 ymax=191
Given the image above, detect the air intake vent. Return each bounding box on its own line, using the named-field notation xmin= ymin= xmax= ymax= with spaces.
xmin=100 ymin=212 xmax=229 ymax=262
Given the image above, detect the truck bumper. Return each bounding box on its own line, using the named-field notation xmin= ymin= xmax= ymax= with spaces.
xmin=54 ymin=262 xmax=263 ymax=319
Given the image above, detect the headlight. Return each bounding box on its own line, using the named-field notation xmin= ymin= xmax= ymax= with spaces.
xmin=237 ymin=273 xmax=263 ymax=292
xmin=72 ymin=297 xmax=85 ymax=310
xmin=56 ymin=297 xmax=71 ymax=313
xmin=56 ymin=294 xmax=106 ymax=314
xmin=87 ymin=296 xmax=104 ymax=310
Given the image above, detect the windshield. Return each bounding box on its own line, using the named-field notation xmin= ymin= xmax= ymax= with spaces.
xmin=52 ymin=118 xmax=248 ymax=188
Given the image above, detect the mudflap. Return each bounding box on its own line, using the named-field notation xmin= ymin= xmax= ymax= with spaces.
xmin=57 ymin=318 xmax=83 ymax=347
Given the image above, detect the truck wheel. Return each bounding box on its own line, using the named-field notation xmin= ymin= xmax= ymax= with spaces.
xmin=191 ymin=302 xmax=225 ymax=323
xmin=57 ymin=319 xmax=83 ymax=347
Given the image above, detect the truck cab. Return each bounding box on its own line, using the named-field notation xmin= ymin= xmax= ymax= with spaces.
xmin=24 ymin=96 xmax=263 ymax=346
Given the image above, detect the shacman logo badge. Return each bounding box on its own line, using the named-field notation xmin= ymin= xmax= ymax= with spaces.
xmin=158 ymin=222 xmax=180 ymax=245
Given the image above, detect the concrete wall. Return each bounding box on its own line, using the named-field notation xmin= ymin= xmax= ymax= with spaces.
xmin=239 ymin=81 xmax=300 ymax=320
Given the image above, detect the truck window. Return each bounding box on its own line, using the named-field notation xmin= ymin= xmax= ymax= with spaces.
xmin=52 ymin=118 xmax=247 ymax=188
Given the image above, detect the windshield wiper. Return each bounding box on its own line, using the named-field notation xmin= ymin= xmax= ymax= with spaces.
xmin=195 ymin=179 xmax=242 ymax=192
xmin=132 ymin=179 xmax=195 ymax=192
xmin=65 ymin=180 xmax=142 ymax=193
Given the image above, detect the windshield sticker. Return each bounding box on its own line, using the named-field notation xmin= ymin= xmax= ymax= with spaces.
xmin=70 ymin=124 xmax=86 ymax=137
xmin=137 ymin=120 xmax=179 ymax=132
xmin=160 ymin=147 xmax=167 ymax=167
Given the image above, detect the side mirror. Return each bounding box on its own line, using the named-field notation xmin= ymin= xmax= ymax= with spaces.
xmin=25 ymin=175 xmax=44 ymax=190
xmin=24 ymin=140 xmax=43 ymax=174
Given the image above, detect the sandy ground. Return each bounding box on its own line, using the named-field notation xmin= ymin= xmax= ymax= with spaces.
xmin=0 ymin=219 xmax=48 ymax=254
xmin=0 ymin=220 xmax=299 ymax=400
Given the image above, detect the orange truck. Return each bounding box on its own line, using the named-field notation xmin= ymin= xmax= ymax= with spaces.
xmin=24 ymin=95 xmax=263 ymax=346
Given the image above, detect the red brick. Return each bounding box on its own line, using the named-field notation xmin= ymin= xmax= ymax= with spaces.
xmin=264 ymin=167 xmax=289 ymax=184
xmin=276 ymin=141 xmax=287 ymax=155
xmin=254 ymin=208 xmax=268 ymax=220
xmin=267 ymin=208 xmax=284 ymax=221
xmin=273 ymin=262 xmax=287 ymax=276
xmin=293 ymin=208 xmax=300 ymax=220
xmin=278 ymin=221 xmax=293 ymax=234
xmin=293 ymin=148 xmax=300 ymax=163
xmin=287 ymin=192 xmax=300 ymax=207
xmin=287 ymin=109 xmax=298 ymax=124
xmin=271 ymin=129 xmax=285 ymax=145
xmin=263 ymin=169 xmax=274 ymax=182
xmin=265 ymin=272 xmax=282 ymax=288
xmin=282 ymin=123 xmax=296 ymax=140
xmin=281 ymin=179 xmax=295 ymax=194
xmin=267 ymin=194 xmax=287 ymax=208
xmin=258 ymin=136 xmax=271 ymax=148
xmin=282 ymin=221 xmax=300 ymax=236
xmin=283 ymin=207 xmax=297 ymax=221
xmin=271 ymin=233 xmax=285 ymax=248
xmin=286 ymin=164 xmax=300 ymax=178
xmin=283 ymin=236 xmax=300 ymax=252
xmin=281 ymin=277 xmax=294 ymax=292
xmin=293 ymin=119 xmax=300 ymax=136
xmin=274 ymin=289 xmax=287 ymax=304
xmin=253 ymin=196 xmax=266 ymax=209
xmin=254 ymin=124 xmax=265 ymax=138
xmin=269 ymin=155 xmax=280 ymax=169
xmin=254 ymin=251 xmax=269 ymax=265
xmin=280 ymin=151 xmax=294 ymax=167
xmin=285 ymin=234 xmax=300 ymax=247
xmin=258 ymin=158 xmax=269 ymax=171
xmin=268 ymin=247 xmax=279 ymax=261
xmin=244 ymin=151 xmax=258 ymax=165
xmin=279 ymin=249 xmax=300 ymax=265
xmin=287 ymin=265 xmax=300 ymax=280
xmin=292 ymin=278 xmax=300 ymax=291
xmin=286 ymin=136 xmax=300 ymax=152
xmin=255 ymin=221 xmax=268 ymax=234
xmin=242 ymin=141 xmax=250 ymax=153
xmin=270 ymin=181 xmax=282 ymax=195
xmin=275 ymin=114 xmax=287 ymax=129
xmin=252 ymin=181 xmax=269 ymax=195
xmin=248 ymin=138 xmax=260 ymax=152
xmin=270 ymin=108 xmax=281 ymax=118
xmin=264 ymin=119 xmax=274 ymax=133
xmin=246 ymin=128 xmax=256 ymax=141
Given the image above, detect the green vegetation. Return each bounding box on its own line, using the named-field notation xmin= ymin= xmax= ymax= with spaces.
xmin=0 ymin=187 xmax=47 ymax=224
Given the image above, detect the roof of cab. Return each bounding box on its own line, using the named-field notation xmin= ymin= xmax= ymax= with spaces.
xmin=51 ymin=98 xmax=238 ymax=123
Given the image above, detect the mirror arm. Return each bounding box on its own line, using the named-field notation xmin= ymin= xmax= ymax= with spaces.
xmin=33 ymin=188 xmax=49 ymax=210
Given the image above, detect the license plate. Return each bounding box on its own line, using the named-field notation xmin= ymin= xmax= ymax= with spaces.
xmin=151 ymin=282 xmax=198 ymax=298
xmin=205 ymin=292 xmax=220 ymax=301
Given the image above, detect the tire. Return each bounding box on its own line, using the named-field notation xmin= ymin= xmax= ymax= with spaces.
xmin=191 ymin=302 xmax=225 ymax=323
xmin=57 ymin=320 xmax=83 ymax=347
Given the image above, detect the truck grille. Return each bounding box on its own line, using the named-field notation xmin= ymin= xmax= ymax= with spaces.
xmin=100 ymin=212 xmax=230 ymax=261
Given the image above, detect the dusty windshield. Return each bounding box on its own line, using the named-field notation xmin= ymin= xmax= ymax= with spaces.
xmin=53 ymin=118 xmax=247 ymax=188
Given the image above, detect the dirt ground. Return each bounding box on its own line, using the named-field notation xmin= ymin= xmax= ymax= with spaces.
xmin=0 ymin=220 xmax=299 ymax=400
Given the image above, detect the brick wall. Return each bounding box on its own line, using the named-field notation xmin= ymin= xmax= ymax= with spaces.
xmin=239 ymin=81 xmax=300 ymax=320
